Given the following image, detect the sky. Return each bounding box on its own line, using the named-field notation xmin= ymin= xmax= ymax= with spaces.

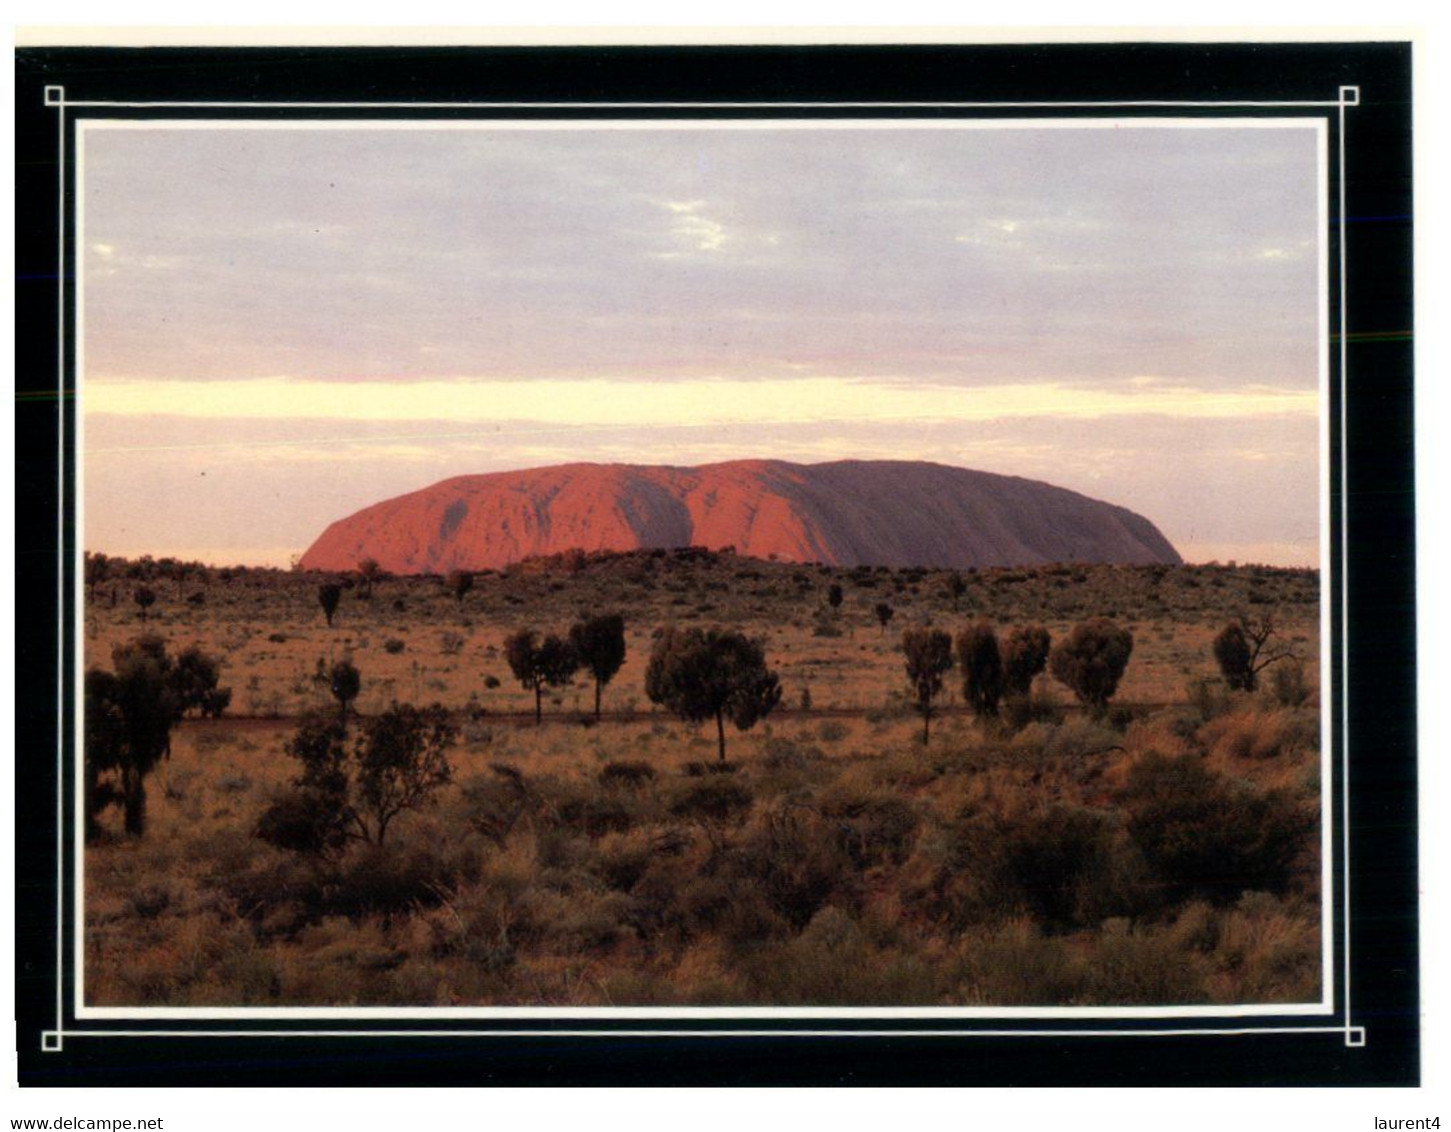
xmin=80 ymin=120 xmax=1324 ymax=568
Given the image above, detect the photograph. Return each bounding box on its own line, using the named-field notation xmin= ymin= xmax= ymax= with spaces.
xmin=76 ymin=118 xmax=1330 ymax=1012
xmin=12 ymin=36 xmax=1418 ymax=1088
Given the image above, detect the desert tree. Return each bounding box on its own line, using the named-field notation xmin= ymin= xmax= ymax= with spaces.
xmin=257 ymin=703 xmax=456 ymax=851
xmin=447 ymin=569 xmax=474 ymax=605
xmin=902 ymin=627 xmax=954 ymax=743
xmin=874 ymin=601 xmax=895 ymax=636
xmin=645 ymin=626 xmax=782 ymax=761
xmin=1049 ymin=618 xmax=1134 ymax=715
xmin=357 ymin=557 xmax=381 ymax=600
xmin=1001 ymin=624 xmax=1052 ymax=698
xmin=569 ymin=613 xmax=627 ymax=720
xmin=171 ymin=644 xmax=230 ymax=719
xmin=82 ymin=669 xmax=126 ymax=841
xmin=84 ymin=552 xmax=110 ymax=602
xmin=504 ymin=629 xmax=580 ymax=724
xmin=350 ymin=703 xmax=456 ymax=845
xmin=956 ymin=620 xmax=1005 ymax=719
xmin=132 ymin=585 xmax=156 ymax=622
xmin=827 ymin=583 xmax=844 ymax=615
xmin=946 ymin=572 xmax=967 ymax=611
xmin=1213 ymin=614 xmax=1294 ymax=692
xmin=84 ymin=636 xmax=181 ymax=836
xmin=318 ymin=582 xmax=342 ymax=627
xmin=330 ymin=658 xmax=361 ymax=723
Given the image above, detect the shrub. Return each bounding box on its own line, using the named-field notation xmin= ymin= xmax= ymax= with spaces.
xmin=255 ymin=786 xmax=350 ymax=856
xmin=956 ymin=621 xmax=1004 ymax=718
xmin=1049 ymin=618 xmax=1134 ymax=713
xmin=731 ymin=808 xmax=859 ymax=928
xmin=1200 ymin=707 xmax=1319 ymax=762
xmin=1269 ymin=658 xmax=1311 ymax=707
xmin=84 ymin=636 xmax=182 ymax=837
xmin=447 ymin=570 xmax=474 ymax=604
xmin=554 ymin=791 xmax=635 ymax=838
xmin=818 ymin=788 xmax=920 ymax=868
xmin=1213 ymin=614 xmax=1295 ymax=693
xmin=743 ymin=908 xmax=938 ymax=1006
xmin=258 ymin=703 xmax=457 ymax=851
xmin=1213 ymin=622 xmax=1254 ymax=691
xmin=670 ymin=777 xmax=753 ymax=828
xmin=329 ymin=660 xmax=361 ymax=722
xmin=1118 ymin=752 xmax=1315 ymax=903
xmin=198 ymin=687 xmax=233 ymax=720
xmin=317 ymin=583 xmax=341 ymax=627
xmin=1001 ymin=625 xmax=1051 ymax=697
xmin=919 ymin=802 xmax=1140 ymax=932
xmin=817 ymin=720 xmax=849 ymax=743
xmin=955 ymin=920 xmax=1084 ymax=1005
xmin=1186 ymin=676 xmax=1235 ymax=721
xmin=133 ymin=586 xmax=157 ymax=620
xmin=598 ymin=760 xmax=657 ymax=788
xmin=356 ymin=557 xmax=381 ymax=599
xmin=1081 ymin=919 xmax=1210 ymax=1005
xmin=383 ymin=638 xmax=406 ymax=655
xmin=1000 ymin=691 xmax=1065 ymax=732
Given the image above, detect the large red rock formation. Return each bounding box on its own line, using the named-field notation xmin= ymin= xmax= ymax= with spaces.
xmin=298 ymin=459 xmax=1181 ymax=574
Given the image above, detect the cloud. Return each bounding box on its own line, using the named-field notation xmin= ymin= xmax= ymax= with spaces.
xmin=658 ymin=199 xmax=728 ymax=254
xmin=84 ymin=374 xmax=1318 ymax=431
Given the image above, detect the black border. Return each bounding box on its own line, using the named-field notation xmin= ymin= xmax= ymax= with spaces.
xmin=13 ymin=41 xmax=1417 ymax=1086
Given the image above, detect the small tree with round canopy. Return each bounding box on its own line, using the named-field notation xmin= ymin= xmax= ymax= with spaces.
xmin=645 ymin=626 xmax=782 ymax=761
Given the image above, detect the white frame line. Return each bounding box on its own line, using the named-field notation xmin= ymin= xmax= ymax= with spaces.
xmin=54 ymin=85 xmax=68 ymax=1057
xmin=46 ymin=86 xmax=1356 ymax=1050
xmin=1338 ymin=85 xmax=1354 ymax=1047
xmin=60 ymin=1026 xmax=1361 ymax=1040
xmin=60 ymin=99 xmax=1344 ymax=110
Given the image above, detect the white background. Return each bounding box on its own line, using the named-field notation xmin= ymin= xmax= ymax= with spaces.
xmin=3 ymin=4 xmax=1445 ymax=1126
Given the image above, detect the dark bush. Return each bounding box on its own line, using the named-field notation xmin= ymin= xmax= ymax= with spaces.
xmin=555 ymin=793 xmax=635 ymax=838
xmin=1049 ymin=618 xmax=1134 ymax=713
xmin=670 ymin=777 xmax=753 ymax=825
xmin=255 ymin=788 xmax=350 ymax=857
xmin=1000 ymin=691 xmax=1065 ymax=731
xmin=1118 ymin=752 xmax=1315 ymax=903
xmin=1001 ymin=625 xmax=1052 ymax=697
xmin=730 ymin=808 xmax=859 ymax=929
xmin=819 ymin=791 xmax=920 ymax=868
xmin=318 ymin=583 xmax=341 ymax=627
xmin=328 ymin=844 xmax=455 ymax=920
xmin=924 ymin=803 xmax=1140 ymax=932
xmin=956 ymin=621 xmax=1004 ymax=719
xmin=598 ymin=761 xmax=657 ymax=788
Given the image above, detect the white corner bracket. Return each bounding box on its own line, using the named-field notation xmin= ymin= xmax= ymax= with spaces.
xmin=42 ymin=1030 xmax=63 ymax=1053
xmin=1346 ymin=1026 xmax=1367 ymax=1048
xmin=44 ymin=85 xmax=64 ymax=106
xmin=1340 ymin=86 xmax=1361 ymax=107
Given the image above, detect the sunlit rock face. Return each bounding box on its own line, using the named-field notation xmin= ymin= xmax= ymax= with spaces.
xmin=298 ymin=459 xmax=1181 ymax=574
